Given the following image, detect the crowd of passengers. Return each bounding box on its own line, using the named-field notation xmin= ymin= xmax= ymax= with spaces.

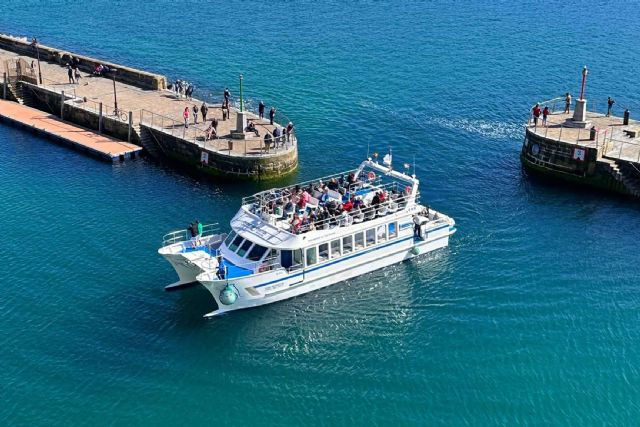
xmin=253 ymin=172 xmax=409 ymax=234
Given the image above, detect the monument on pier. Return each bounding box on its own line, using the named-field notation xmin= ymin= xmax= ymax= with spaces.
xmin=570 ymin=66 xmax=591 ymax=128
xmin=231 ymin=74 xmax=247 ymax=139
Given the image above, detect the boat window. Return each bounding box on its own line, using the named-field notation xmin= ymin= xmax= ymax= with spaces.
xmin=366 ymin=228 xmax=376 ymax=246
xmin=246 ymin=244 xmax=267 ymax=261
xmin=389 ymin=222 xmax=398 ymax=239
xmin=223 ymin=230 xmax=236 ymax=246
xmin=229 ymin=235 xmax=244 ymax=252
xmin=237 ymin=239 xmax=253 ymax=257
xmin=330 ymin=239 xmax=341 ymax=259
xmin=293 ymin=249 xmax=303 ymax=269
xmin=377 ymin=225 xmax=387 ymax=243
xmin=342 ymin=235 xmax=353 ymax=254
xmin=306 ymin=247 xmax=317 ymax=266
xmin=354 ymin=232 xmax=365 ymax=250
xmin=319 ymin=243 xmax=329 ymax=262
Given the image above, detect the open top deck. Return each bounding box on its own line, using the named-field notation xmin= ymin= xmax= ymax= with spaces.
xmin=237 ymin=159 xmax=420 ymax=242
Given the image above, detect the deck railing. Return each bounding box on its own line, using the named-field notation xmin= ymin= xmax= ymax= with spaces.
xmin=527 ymin=100 xmax=640 ymax=163
xmin=162 ymin=223 xmax=221 ymax=246
xmin=139 ymin=108 xmax=296 ymax=157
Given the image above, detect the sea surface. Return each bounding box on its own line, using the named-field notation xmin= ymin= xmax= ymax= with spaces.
xmin=2 ymin=1 xmax=640 ymax=425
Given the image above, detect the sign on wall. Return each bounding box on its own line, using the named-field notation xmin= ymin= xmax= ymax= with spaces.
xmin=572 ymin=148 xmax=586 ymax=162
xmin=200 ymin=151 xmax=209 ymax=164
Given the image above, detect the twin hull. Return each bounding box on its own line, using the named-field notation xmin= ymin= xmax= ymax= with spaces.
xmin=198 ymin=224 xmax=453 ymax=317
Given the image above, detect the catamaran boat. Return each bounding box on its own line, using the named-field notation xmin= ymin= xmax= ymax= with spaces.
xmin=159 ymin=158 xmax=456 ymax=317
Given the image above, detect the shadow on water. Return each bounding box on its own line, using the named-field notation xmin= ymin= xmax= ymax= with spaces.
xmin=520 ymin=164 xmax=640 ymax=206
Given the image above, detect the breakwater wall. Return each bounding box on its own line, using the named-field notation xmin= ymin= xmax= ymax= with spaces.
xmin=522 ymin=129 xmax=637 ymax=197
xmin=144 ymin=127 xmax=298 ymax=180
xmin=0 ymin=33 xmax=166 ymax=90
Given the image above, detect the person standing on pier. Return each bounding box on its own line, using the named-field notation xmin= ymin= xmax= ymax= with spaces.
xmin=224 ymin=88 xmax=230 ymax=107
xmin=269 ymin=106 xmax=276 ymax=125
xmin=542 ymin=106 xmax=550 ymax=127
xmin=201 ymin=102 xmax=208 ymax=122
xmin=564 ymin=92 xmax=572 ymax=114
xmin=67 ymin=64 xmax=75 ymax=84
xmin=193 ymin=105 xmax=199 ymax=124
xmin=607 ymin=97 xmax=615 ymax=117
xmin=532 ymin=104 xmax=541 ymax=127
xmin=259 ymin=101 xmax=265 ymax=119
xmin=286 ymin=122 xmax=294 ymax=142
xmin=183 ymin=107 xmax=189 ymax=128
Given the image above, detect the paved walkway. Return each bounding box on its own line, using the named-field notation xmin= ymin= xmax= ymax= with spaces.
xmin=0 ymin=99 xmax=141 ymax=161
xmin=0 ymin=47 xmax=295 ymax=156
xmin=528 ymin=110 xmax=640 ymax=163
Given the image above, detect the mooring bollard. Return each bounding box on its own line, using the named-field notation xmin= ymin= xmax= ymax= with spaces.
xmin=60 ymin=90 xmax=65 ymax=120
xmin=128 ymin=111 xmax=133 ymax=142
xmin=98 ymin=102 xmax=103 ymax=134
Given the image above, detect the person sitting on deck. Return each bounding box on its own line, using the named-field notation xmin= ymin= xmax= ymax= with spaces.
xmin=246 ymin=121 xmax=260 ymax=136
xmin=342 ymin=198 xmax=354 ymax=212
xmin=372 ymin=192 xmax=381 ymax=205
xmin=379 ymin=191 xmax=386 ymax=203
xmin=353 ymin=197 xmax=364 ymax=209
xmin=320 ymin=187 xmax=331 ymax=204
xmin=327 ymin=178 xmax=339 ymax=191
xmin=205 ymin=122 xmax=217 ymax=141
xmin=283 ymin=198 xmax=295 ymax=217
xmin=291 ymin=215 xmax=302 ymax=234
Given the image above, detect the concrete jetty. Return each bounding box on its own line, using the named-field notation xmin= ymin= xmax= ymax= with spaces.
xmin=0 ymin=33 xmax=297 ymax=179
xmin=0 ymin=99 xmax=141 ymax=161
xmin=521 ymin=85 xmax=640 ymax=198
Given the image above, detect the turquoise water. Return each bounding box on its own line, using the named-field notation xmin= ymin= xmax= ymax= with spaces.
xmin=2 ymin=1 xmax=640 ymax=425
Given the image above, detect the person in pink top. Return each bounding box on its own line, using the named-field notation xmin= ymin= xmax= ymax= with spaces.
xmin=183 ymin=107 xmax=189 ymax=128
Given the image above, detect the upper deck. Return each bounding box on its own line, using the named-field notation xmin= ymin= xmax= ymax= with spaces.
xmin=527 ymin=97 xmax=640 ymax=163
xmin=233 ymin=160 xmax=421 ymax=247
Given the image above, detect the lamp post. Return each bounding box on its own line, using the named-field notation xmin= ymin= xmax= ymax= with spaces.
xmin=579 ymin=65 xmax=588 ymax=100
xmin=239 ymin=74 xmax=244 ymax=112
xmin=111 ymin=68 xmax=118 ymax=112
xmin=34 ymin=41 xmax=42 ymax=85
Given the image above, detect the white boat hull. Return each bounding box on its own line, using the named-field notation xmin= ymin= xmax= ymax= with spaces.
xmin=197 ymin=224 xmax=454 ymax=317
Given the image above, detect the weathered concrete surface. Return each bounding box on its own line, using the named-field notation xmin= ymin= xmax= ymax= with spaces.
xmin=0 ymin=33 xmax=166 ymax=90
xmin=0 ymin=36 xmax=299 ymax=179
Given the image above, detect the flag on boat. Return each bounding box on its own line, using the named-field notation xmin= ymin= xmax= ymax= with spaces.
xmin=383 ymin=153 xmax=392 ymax=166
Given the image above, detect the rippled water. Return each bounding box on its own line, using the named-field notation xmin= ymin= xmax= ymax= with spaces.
xmin=2 ymin=1 xmax=640 ymax=425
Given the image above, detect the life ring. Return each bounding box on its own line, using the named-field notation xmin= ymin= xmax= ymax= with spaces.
xmin=367 ymin=171 xmax=376 ymax=181
xmin=405 ymin=185 xmax=412 ymax=195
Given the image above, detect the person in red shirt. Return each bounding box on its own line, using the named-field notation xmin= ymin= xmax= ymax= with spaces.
xmin=542 ymin=106 xmax=550 ymax=127
xmin=532 ymin=104 xmax=541 ymax=127
xmin=342 ymin=198 xmax=354 ymax=212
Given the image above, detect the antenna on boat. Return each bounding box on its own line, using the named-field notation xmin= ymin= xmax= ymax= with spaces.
xmin=412 ymin=155 xmax=416 ymax=178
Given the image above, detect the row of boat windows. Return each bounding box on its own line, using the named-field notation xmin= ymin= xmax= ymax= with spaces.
xmin=223 ymin=231 xmax=272 ymax=262
xmin=305 ymin=222 xmax=398 ymax=266
xmin=222 ymin=221 xmax=399 ymax=267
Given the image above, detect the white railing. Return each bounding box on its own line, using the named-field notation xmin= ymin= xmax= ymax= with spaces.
xmin=162 ymin=223 xmax=220 ymax=246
